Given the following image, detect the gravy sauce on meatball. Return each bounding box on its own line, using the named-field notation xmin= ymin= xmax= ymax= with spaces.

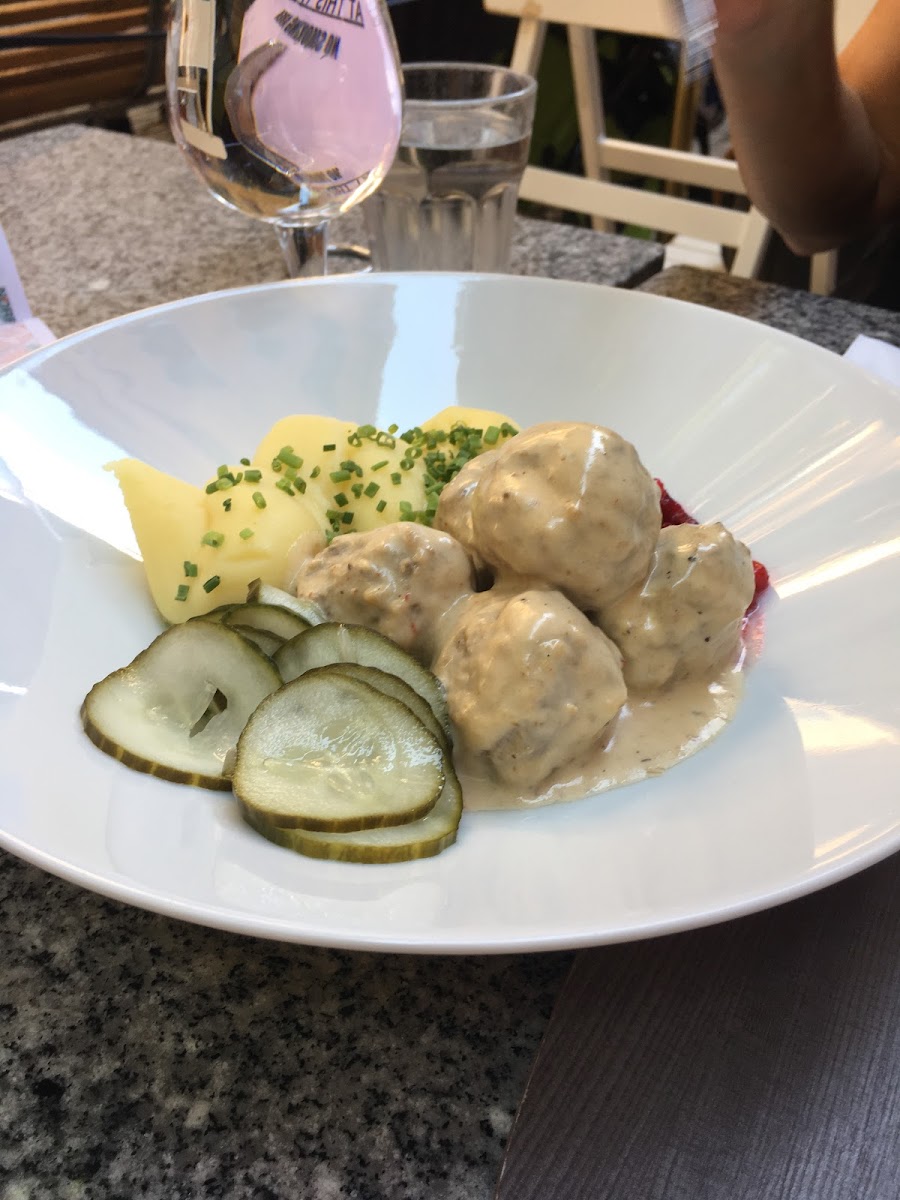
xmin=292 ymin=422 xmax=758 ymax=811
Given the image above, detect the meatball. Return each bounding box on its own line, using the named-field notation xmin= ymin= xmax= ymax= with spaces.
xmin=433 ymin=450 xmax=495 ymax=563
xmin=599 ymin=522 xmax=755 ymax=691
xmin=468 ymin=422 xmax=661 ymax=610
xmin=293 ymin=523 xmax=475 ymax=662
xmin=434 ymin=588 xmax=627 ymax=789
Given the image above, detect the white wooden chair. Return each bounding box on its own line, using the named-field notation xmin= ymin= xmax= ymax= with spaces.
xmin=484 ymin=0 xmax=876 ymax=293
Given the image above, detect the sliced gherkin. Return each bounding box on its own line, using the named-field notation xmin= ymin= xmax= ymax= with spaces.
xmin=328 ymin=662 xmax=452 ymax=757
xmin=228 ymin=624 xmax=284 ymax=658
xmin=243 ymin=765 xmax=462 ymax=864
xmin=233 ymin=667 xmax=445 ymax=832
xmin=274 ymin=622 xmax=451 ymax=739
xmin=246 ymin=578 xmax=326 ymax=626
xmin=81 ymin=622 xmax=282 ymax=789
xmin=222 ymin=602 xmax=310 ymax=641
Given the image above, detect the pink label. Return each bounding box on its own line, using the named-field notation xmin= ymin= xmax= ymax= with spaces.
xmin=237 ymin=0 xmax=402 ymax=190
xmin=0 ymin=319 xmax=55 ymax=369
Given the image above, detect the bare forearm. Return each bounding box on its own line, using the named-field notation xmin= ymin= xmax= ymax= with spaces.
xmin=712 ymin=2 xmax=884 ymax=253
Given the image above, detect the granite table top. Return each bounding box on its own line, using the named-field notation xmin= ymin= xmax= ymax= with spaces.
xmin=2 ymin=121 xmax=900 ymax=1200
xmin=0 ymin=124 xmax=663 ymax=339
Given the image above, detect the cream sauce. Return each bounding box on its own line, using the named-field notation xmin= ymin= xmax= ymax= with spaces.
xmin=456 ymin=660 xmax=745 ymax=811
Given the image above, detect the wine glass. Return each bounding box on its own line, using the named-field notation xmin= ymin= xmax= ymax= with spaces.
xmin=166 ymin=0 xmax=403 ymax=277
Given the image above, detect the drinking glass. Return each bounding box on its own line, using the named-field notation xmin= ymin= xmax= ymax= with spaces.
xmin=166 ymin=0 xmax=403 ymax=277
xmin=362 ymin=62 xmax=537 ymax=273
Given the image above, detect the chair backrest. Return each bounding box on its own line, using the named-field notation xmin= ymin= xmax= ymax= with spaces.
xmin=489 ymin=0 xmax=680 ymax=39
xmin=484 ymin=0 xmax=879 ymax=289
xmin=0 ymin=0 xmax=166 ymax=136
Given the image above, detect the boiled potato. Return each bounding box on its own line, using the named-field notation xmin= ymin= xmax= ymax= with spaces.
xmin=254 ymin=414 xmax=428 ymax=532
xmin=109 ymin=458 xmax=328 ymax=622
xmin=420 ymin=405 xmax=516 ymax=435
xmin=198 ymin=466 xmax=328 ymax=600
xmin=107 ymin=459 xmax=209 ymax=623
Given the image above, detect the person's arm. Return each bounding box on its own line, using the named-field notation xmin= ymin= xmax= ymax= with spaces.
xmin=712 ymin=0 xmax=900 ymax=254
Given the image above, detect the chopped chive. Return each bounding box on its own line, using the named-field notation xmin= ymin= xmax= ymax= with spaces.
xmin=233 ymin=472 xmax=243 ymax=485
xmin=330 ymin=469 xmax=351 ymax=483
xmin=295 ymin=478 xmax=307 ymax=494
xmin=270 ymin=458 xmax=283 ymax=473
xmin=364 ymin=481 xmax=379 ymax=498
xmin=252 ymin=492 xmax=266 ymax=509
xmin=388 ymin=424 xmax=398 ymax=434
xmin=376 ymin=499 xmax=387 ymax=513
xmin=371 ymin=459 xmax=389 ymax=471
xmin=175 ymin=584 xmax=190 ymax=602
xmin=333 ymin=492 xmax=349 ymax=508
xmin=376 ymin=432 xmax=396 ymax=448
xmin=240 ymin=457 xmax=251 ymax=466
xmin=217 ymin=465 xmax=230 ymax=478
xmin=310 ymin=465 xmax=321 ymax=479
xmin=399 ymin=500 xmax=413 ymax=513
xmin=483 ymin=425 xmax=500 ymax=445
xmin=243 ymin=468 xmax=262 ymax=482
xmin=275 ymin=478 xmax=295 ymax=496
xmin=184 ymin=561 xmax=198 ymax=577
xmin=239 ymin=527 xmax=254 ymax=540
xmin=322 ymin=443 xmax=336 ymax=452
xmin=278 ymin=447 xmax=303 ymax=469
xmin=202 ymin=575 xmax=221 ymax=594
xmin=201 ymin=531 xmax=224 ymax=547
xmin=391 ymin=472 xmax=402 ymax=485
xmin=204 ymin=481 xmax=219 ymax=495
xmin=356 ymin=423 xmax=376 ymax=438
xmin=341 ymin=511 xmax=354 ymax=525
xmin=351 ymin=482 xmax=364 ymax=499
xmin=215 ymin=476 xmax=233 ymax=491
xmin=223 ymin=498 xmax=232 ymax=511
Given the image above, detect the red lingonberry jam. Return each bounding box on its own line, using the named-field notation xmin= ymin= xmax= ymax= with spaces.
xmin=655 ymin=478 xmax=698 ymax=528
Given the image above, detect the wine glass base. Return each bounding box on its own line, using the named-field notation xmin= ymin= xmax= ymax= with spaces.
xmin=327 ymin=243 xmax=372 ymax=275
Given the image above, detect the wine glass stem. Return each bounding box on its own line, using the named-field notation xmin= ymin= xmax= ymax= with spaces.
xmin=277 ymin=222 xmax=328 ymax=278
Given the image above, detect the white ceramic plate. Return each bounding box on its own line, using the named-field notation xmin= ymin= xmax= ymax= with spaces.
xmin=2 ymin=274 xmax=899 ymax=953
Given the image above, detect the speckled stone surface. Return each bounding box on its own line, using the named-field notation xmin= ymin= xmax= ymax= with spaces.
xmin=1 ymin=852 xmax=570 ymax=1199
xmin=0 ymin=125 xmax=663 ymax=338
xmin=640 ymin=265 xmax=900 ymax=352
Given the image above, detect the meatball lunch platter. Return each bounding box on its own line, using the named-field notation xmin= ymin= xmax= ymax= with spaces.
xmin=1 ymin=274 xmax=898 ymax=953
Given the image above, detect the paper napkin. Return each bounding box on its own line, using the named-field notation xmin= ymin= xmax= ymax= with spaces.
xmin=843 ymin=334 xmax=900 ymax=388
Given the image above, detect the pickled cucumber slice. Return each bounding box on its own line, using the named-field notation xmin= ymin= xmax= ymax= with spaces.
xmin=81 ymin=622 xmax=282 ymax=789
xmin=233 ymin=668 xmax=445 ymax=831
xmin=274 ymin=622 xmax=451 ymax=739
xmin=188 ymin=603 xmax=237 ymax=624
xmin=229 ymin=625 xmax=283 ymax=658
xmin=246 ymin=578 xmax=326 ymax=626
xmin=329 ymin=663 xmax=451 ymax=757
xmin=244 ymin=766 xmax=463 ymax=863
xmin=222 ymin=602 xmax=310 ymax=641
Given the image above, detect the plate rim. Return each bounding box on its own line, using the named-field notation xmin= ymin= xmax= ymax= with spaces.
xmin=3 ymin=270 xmax=900 ymax=401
